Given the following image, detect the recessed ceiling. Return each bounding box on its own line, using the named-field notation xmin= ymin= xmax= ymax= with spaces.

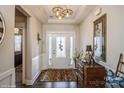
xmin=22 ymin=5 xmax=97 ymax=24
xmin=43 ymin=5 xmax=81 ymax=19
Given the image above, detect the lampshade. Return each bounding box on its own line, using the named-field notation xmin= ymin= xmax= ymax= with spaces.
xmin=86 ymin=45 xmax=92 ymax=52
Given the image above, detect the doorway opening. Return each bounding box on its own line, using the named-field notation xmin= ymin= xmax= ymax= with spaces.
xmin=46 ymin=31 xmax=75 ymax=69
xmin=14 ymin=6 xmax=28 ymax=87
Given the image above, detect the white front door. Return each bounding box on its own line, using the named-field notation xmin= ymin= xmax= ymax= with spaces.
xmin=47 ymin=32 xmax=74 ymax=69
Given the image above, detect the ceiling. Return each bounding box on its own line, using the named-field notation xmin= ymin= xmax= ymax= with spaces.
xmin=23 ymin=5 xmax=97 ymax=24
xmin=43 ymin=5 xmax=81 ymax=19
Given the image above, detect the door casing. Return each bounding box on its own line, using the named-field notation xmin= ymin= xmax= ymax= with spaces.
xmin=46 ymin=31 xmax=76 ymax=69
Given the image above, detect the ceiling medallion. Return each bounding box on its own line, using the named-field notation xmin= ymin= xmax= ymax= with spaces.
xmin=52 ymin=6 xmax=73 ymax=20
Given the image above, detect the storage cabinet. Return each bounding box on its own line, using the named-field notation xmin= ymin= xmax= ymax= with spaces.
xmin=76 ymin=62 xmax=106 ymax=88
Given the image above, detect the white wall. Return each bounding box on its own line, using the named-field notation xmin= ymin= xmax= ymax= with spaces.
xmin=42 ymin=24 xmax=79 ymax=69
xmin=79 ymin=5 xmax=124 ymax=71
xmin=0 ymin=5 xmax=15 ymax=87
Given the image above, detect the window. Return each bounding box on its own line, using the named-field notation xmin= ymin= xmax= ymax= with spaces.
xmin=56 ymin=37 xmax=66 ymax=58
xmin=14 ymin=28 xmax=22 ymax=52
xmin=15 ymin=35 xmax=22 ymax=52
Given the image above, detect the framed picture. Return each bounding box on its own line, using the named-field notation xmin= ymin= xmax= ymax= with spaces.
xmin=93 ymin=14 xmax=107 ymax=62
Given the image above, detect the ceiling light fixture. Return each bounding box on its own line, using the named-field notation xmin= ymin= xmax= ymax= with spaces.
xmin=52 ymin=6 xmax=73 ymax=20
xmin=63 ymin=9 xmax=73 ymax=17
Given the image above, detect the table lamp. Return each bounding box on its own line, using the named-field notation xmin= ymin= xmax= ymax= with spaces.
xmin=84 ymin=45 xmax=92 ymax=63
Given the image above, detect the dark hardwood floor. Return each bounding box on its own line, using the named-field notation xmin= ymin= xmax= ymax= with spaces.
xmin=27 ymin=81 xmax=77 ymax=88
xmin=16 ymin=65 xmax=78 ymax=88
xmin=16 ymin=73 xmax=78 ymax=88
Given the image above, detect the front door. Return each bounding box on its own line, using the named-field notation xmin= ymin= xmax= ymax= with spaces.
xmin=47 ymin=32 xmax=74 ymax=69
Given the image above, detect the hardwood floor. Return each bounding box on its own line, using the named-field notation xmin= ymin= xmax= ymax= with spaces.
xmin=16 ymin=73 xmax=78 ymax=88
xmin=16 ymin=65 xmax=122 ymax=88
xmin=16 ymin=66 xmax=78 ymax=88
xmin=15 ymin=65 xmax=23 ymax=87
xmin=26 ymin=81 xmax=78 ymax=88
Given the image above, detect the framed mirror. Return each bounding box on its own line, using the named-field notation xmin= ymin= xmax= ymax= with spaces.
xmin=0 ymin=12 xmax=5 ymax=44
xmin=93 ymin=14 xmax=106 ymax=62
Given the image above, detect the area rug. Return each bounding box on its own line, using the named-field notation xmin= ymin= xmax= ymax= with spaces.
xmin=40 ymin=69 xmax=77 ymax=82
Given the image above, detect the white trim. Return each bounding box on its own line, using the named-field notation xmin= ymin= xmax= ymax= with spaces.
xmin=22 ymin=26 xmax=26 ymax=84
xmin=46 ymin=31 xmax=76 ymax=69
xmin=32 ymin=55 xmax=42 ymax=84
xmin=0 ymin=68 xmax=15 ymax=88
xmin=32 ymin=55 xmax=42 ymax=62
xmin=26 ymin=55 xmax=42 ymax=85
xmin=32 ymin=69 xmax=41 ymax=84
xmin=25 ymin=69 xmax=41 ymax=85
xmin=46 ymin=30 xmax=76 ymax=35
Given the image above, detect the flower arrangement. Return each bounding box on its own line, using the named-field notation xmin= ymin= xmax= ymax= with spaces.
xmin=73 ymin=48 xmax=83 ymax=62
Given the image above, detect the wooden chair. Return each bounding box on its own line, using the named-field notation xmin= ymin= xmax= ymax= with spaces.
xmin=116 ymin=53 xmax=124 ymax=76
xmin=106 ymin=53 xmax=124 ymax=87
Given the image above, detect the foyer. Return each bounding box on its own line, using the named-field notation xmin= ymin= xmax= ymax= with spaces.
xmin=0 ymin=5 xmax=124 ymax=88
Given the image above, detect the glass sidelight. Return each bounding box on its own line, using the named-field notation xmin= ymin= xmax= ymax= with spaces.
xmin=70 ymin=36 xmax=73 ymax=65
xmin=48 ymin=36 xmax=52 ymax=65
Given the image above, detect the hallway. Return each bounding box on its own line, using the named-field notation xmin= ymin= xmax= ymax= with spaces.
xmin=0 ymin=5 xmax=124 ymax=88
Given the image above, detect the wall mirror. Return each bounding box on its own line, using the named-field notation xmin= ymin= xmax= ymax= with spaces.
xmin=93 ymin=14 xmax=106 ymax=62
xmin=0 ymin=12 xmax=5 ymax=44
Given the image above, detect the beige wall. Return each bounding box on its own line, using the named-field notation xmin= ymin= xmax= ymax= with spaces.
xmin=79 ymin=5 xmax=124 ymax=71
xmin=0 ymin=6 xmax=15 ymax=74
xmin=30 ymin=17 xmax=42 ymax=58
xmin=21 ymin=6 xmax=43 ymax=83
xmin=0 ymin=5 xmax=15 ymax=87
xmin=0 ymin=5 xmax=43 ymax=85
xmin=29 ymin=17 xmax=43 ymax=82
xmin=42 ymin=24 xmax=79 ymax=69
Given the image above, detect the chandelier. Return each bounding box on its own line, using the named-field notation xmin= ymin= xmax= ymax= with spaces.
xmin=52 ymin=6 xmax=73 ymax=20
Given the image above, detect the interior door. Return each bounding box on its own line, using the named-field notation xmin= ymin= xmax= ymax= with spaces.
xmin=48 ymin=33 xmax=74 ymax=69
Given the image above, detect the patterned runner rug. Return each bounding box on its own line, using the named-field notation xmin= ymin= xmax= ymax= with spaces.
xmin=40 ymin=69 xmax=77 ymax=82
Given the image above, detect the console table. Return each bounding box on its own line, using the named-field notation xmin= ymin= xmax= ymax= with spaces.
xmin=76 ymin=62 xmax=107 ymax=88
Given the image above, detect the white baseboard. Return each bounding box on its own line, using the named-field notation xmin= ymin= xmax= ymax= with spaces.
xmin=32 ymin=70 xmax=41 ymax=84
xmin=26 ymin=70 xmax=41 ymax=85
xmin=0 ymin=68 xmax=15 ymax=88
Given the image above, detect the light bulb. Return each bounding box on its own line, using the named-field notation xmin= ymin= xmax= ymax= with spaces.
xmin=56 ymin=11 xmax=59 ymax=16
xmin=66 ymin=13 xmax=69 ymax=17
xmin=14 ymin=28 xmax=19 ymax=34
xmin=58 ymin=16 xmax=62 ymax=20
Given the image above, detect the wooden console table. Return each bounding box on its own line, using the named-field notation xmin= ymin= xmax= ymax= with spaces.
xmin=76 ymin=62 xmax=107 ymax=88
